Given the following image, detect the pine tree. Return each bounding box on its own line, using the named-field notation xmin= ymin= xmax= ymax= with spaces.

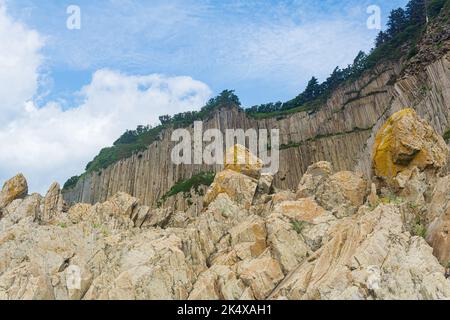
xmin=375 ymin=31 xmax=390 ymax=47
xmin=387 ymin=8 xmax=408 ymax=37
xmin=302 ymin=77 xmax=321 ymax=101
xmin=351 ymin=51 xmax=368 ymax=75
xmin=406 ymin=0 xmax=427 ymax=25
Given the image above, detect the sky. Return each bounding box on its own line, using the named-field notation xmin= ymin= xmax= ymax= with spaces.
xmin=0 ymin=0 xmax=408 ymax=193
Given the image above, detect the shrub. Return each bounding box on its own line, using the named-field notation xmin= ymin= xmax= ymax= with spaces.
xmin=158 ymin=172 xmax=216 ymax=206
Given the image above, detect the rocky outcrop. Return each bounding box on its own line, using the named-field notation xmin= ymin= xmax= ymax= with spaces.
xmin=1 ymin=108 xmax=449 ymax=300
xmin=40 ymin=182 xmax=65 ymax=223
xmin=62 ymin=49 xmax=450 ymax=209
xmin=372 ymin=108 xmax=448 ymax=185
xmin=0 ymin=174 xmax=28 ymax=209
xmin=270 ymin=204 xmax=450 ymax=300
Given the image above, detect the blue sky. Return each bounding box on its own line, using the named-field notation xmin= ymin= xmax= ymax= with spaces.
xmin=6 ymin=0 xmax=408 ymax=107
xmin=0 ymin=0 xmax=409 ymax=193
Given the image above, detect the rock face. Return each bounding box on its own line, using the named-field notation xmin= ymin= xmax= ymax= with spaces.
xmin=63 ymin=53 xmax=450 ymax=209
xmin=373 ymin=108 xmax=448 ymax=184
xmin=40 ymin=183 xmax=65 ymax=223
xmin=1 ymin=107 xmax=449 ymax=300
xmin=0 ymin=174 xmax=28 ymax=209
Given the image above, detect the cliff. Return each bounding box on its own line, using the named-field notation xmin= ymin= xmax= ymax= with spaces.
xmin=1 ymin=110 xmax=449 ymax=300
xmin=63 ymin=53 xmax=450 ymax=208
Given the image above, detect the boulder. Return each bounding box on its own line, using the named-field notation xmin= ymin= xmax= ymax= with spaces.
xmin=373 ymin=108 xmax=448 ymax=184
xmin=40 ymin=182 xmax=64 ymax=223
xmin=224 ymin=144 xmax=263 ymax=179
xmin=426 ymin=175 xmax=450 ymax=265
xmin=0 ymin=174 xmax=28 ymax=209
xmin=315 ymin=171 xmax=367 ymax=218
xmin=237 ymin=255 xmax=284 ymax=300
xmin=270 ymin=205 xmax=450 ymax=300
xmin=204 ymin=170 xmax=258 ymax=209
xmin=296 ymin=161 xmax=333 ymax=199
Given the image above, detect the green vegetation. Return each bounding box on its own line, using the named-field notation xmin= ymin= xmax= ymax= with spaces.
xmin=246 ymin=0 xmax=444 ymax=119
xmin=443 ymin=129 xmax=450 ymax=142
xmin=84 ymin=125 xmax=164 ymax=174
xmin=291 ymin=220 xmax=307 ymax=235
xmin=64 ymin=0 xmax=448 ymax=190
xmin=63 ymin=91 xmax=239 ymax=188
xmin=280 ymin=127 xmax=372 ymax=150
xmin=158 ymin=89 xmax=241 ymax=127
xmin=412 ymin=220 xmax=427 ymax=238
xmin=157 ymin=172 xmax=215 ymax=207
xmin=380 ymin=193 xmax=404 ymax=205
xmin=63 ymin=175 xmax=81 ymax=190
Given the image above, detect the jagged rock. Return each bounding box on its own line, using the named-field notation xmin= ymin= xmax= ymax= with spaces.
xmin=315 ymin=171 xmax=367 ymax=218
xmin=67 ymin=203 xmax=92 ymax=224
xmin=296 ymin=162 xmax=333 ymax=199
xmin=204 ymin=170 xmax=258 ymax=209
xmin=224 ymin=144 xmax=263 ymax=179
xmin=256 ymin=173 xmax=274 ymax=196
xmin=270 ymin=205 xmax=450 ymax=300
xmin=40 ymin=182 xmax=64 ymax=223
xmin=426 ymin=175 xmax=450 ymax=266
xmin=228 ymin=215 xmax=267 ymax=259
xmin=0 ymin=174 xmax=28 ymax=209
xmin=373 ymin=108 xmax=448 ymax=185
xmin=188 ymin=265 xmax=249 ymax=300
xmin=0 ymin=193 xmax=41 ymax=231
xmin=368 ymin=183 xmax=379 ymax=207
xmin=274 ymin=198 xmax=326 ymax=223
xmin=271 ymin=190 xmax=296 ymax=205
xmin=236 ymin=254 xmax=284 ymax=300
xmin=266 ymin=212 xmax=309 ymax=273
xmin=1 ymin=103 xmax=449 ymax=300
xmin=130 ymin=205 xmax=151 ymax=228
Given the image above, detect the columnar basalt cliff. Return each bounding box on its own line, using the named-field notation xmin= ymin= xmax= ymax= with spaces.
xmin=62 ymin=6 xmax=450 ymax=209
xmin=1 ymin=110 xmax=449 ymax=300
xmin=63 ymin=53 xmax=450 ymax=208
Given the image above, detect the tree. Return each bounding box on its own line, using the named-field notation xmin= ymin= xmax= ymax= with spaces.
xmin=159 ymin=115 xmax=172 ymax=125
xmin=375 ymin=31 xmax=390 ymax=47
xmin=387 ymin=8 xmax=408 ymax=37
xmin=406 ymin=0 xmax=427 ymax=25
xmin=351 ymin=51 xmax=368 ymax=76
xmin=302 ymin=77 xmax=321 ymax=101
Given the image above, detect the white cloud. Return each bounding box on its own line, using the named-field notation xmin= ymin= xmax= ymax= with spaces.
xmin=0 ymin=4 xmax=212 ymax=194
xmin=0 ymin=1 xmax=43 ymax=125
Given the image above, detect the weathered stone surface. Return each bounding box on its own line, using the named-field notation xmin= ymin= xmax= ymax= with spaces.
xmin=40 ymin=182 xmax=64 ymax=223
xmin=237 ymin=255 xmax=284 ymax=300
xmin=64 ymin=53 xmax=450 ymax=210
xmin=316 ymin=171 xmax=367 ymax=217
xmin=426 ymin=175 xmax=450 ymax=266
xmin=270 ymin=205 xmax=450 ymax=300
xmin=297 ymin=162 xmax=333 ymax=199
xmin=0 ymin=174 xmax=28 ymax=209
xmin=204 ymin=170 xmax=258 ymax=209
xmin=224 ymin=144 xmax=263 ymax=179
xmin=1 ymin=48 xmax=450 ymax=300
xmin=274 ymin=198 xmax=326 ymax=223
xmin=373 ymin=108 xmax=448 ymax=184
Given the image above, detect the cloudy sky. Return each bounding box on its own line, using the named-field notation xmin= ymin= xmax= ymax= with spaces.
xmin=0 ymin=0 xmax=408 ymax=193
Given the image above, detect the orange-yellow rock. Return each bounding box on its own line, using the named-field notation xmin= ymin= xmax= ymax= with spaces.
xmin=224 ymin=144 xmax=263 ymax=179
xmin=0 ymin=174 xmax=28 ymax=208
xmin=203 ymin=170 xmax=258 ymax=209
xmin=372 ymin=109 xmax=448 ymax=182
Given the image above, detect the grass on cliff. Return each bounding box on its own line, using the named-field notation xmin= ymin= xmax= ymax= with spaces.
xmin=63 ymin=91 xmax=240 ymax=190
xmin=443 ymin=129 xmax=450 ymax=143
xmin=157 ymin=172 xmax=216 ymax=207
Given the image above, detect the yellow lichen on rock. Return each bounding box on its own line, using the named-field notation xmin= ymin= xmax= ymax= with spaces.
xmin=224 ymin=144 xmax=263 ymax=179
xmin=0 ymin=174 xmax=28 ymax=208
xmin=373 ymin=108 xmax=448 ymax=182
